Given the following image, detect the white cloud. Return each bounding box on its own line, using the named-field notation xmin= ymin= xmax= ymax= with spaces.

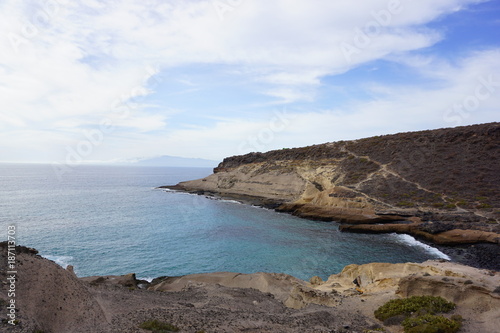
xmin=138 ymin=49 xmax=500 ymax=160
xmin=0 ymin=0 xmax=496 ymax=163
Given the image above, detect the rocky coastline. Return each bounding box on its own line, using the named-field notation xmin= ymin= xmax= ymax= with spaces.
xmin=161 ymin=123 xmax=500 ymax=270
xmin=1 ymin=243 xmax=499 ymax=333
xmin=3 ymin=124 xmax=498 ymax=332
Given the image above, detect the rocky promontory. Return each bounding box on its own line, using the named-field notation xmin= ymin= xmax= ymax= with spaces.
xmin=163 ymin=123 xmax=500 ymax=252
xmin=1 ymin=243 xmax=499 ymax=332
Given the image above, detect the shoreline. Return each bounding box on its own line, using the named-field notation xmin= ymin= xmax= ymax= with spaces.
xmin=159 ymin=186 xmax=500 ymax=271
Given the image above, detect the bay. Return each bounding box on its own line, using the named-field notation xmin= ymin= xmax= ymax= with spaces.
xmin=0 ymin=163 xmax=449 ymax=281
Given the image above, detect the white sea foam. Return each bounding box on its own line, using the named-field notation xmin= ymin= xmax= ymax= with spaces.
xmin=251 ymin=205 xmax=271 ymax=210
xmin=137 ymin=276 xmax=155 ymax=283
xmin=162 ymin=189 xmax=242 ymax=204
xmin=166 ymin=190 xmax=197 ymax=197
xmin=219 ymin=199 xmax=242 ymax=204
xmin=42 ymin=254 xmax=74 ymax=269
xmin=392 ymin=234 xmax=451 ymax=260
xmin=202 ymin=195 xmax=242 ymax=204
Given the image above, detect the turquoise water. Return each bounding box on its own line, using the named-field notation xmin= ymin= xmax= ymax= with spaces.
xmin=0 ymin=163 xmax=448 ymax=280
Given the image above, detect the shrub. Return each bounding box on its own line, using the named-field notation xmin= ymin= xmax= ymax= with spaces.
xmin=477 ymin=203 xmax=492 ymax=209
xmin=382 ymin=315 xmax=406 ymax=326
xmin=396 ymin=201 xmax=416 ymax=207
xmin=402 ymin=314 xmax=461 ymax=333
xmin=139 ymin=319 xmax=180 ymax=332
xmin=374 ymin=296 xmax=455 ymax=321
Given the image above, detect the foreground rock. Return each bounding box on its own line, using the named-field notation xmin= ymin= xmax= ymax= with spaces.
xmin=148 ymin=272 xmax=342 ymax=309
xmin=0 ymin=244 xmax=107 ymax=332
xmin=162 ymin=123 xmax=500 ymax=248
xmin=1 ymin=243 xmax=499 ymax=332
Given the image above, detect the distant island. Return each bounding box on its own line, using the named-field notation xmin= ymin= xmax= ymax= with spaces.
xmin=164 ymin=123 xmax=499 ymax=264
xmin=125 ymin=155 xmax=218 ymax=168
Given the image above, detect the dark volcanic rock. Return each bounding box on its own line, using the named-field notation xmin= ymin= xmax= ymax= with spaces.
xmin=418 ymin=222 xmax=456 ymax=234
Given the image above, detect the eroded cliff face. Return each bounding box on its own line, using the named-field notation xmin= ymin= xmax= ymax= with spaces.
xmin=167 ymin=123 xmax=500 ymax=245
xmin=176 ymin=159 xmax=309 ymax=203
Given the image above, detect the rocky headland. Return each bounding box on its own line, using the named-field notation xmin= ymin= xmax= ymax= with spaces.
xmin=163 ymin=123 xmax=500 ymax=269
xmin=1 ymin=243 xmax=499 ymax=333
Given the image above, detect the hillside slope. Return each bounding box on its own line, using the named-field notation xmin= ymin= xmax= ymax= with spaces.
xmin=165 ymin=123 xmax=500 ymax=245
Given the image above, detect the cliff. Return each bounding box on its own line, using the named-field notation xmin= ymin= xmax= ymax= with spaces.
xmin=1 ymin=243 xmax=499 ymax=332
xmin=164 ymin=123 xmax=500 ymax=246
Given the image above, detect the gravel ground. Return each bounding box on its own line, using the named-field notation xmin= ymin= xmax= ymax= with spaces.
xmin=436 ymin=243 xmax=500 ymax=271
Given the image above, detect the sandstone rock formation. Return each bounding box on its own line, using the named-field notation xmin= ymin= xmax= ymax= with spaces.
xmin=81 ymin=273 xmax=139 ymax=288
xmin=313 ymin=260 xmax=500 ymax=333
xmin=149 ymin=271 xmax=342 ymax=309
xmin=163 ymin=123 xmax=500 ymax=247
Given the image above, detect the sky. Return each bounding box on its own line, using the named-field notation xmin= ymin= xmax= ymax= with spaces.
xmin=0 ymin=0 xmax=499 ymax=164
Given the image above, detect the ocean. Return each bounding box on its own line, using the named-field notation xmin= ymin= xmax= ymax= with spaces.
xmin=0 ymin=163 xmax=449 ymax=281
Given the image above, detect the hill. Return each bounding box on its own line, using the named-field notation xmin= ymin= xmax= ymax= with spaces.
xmin=165 ymin=123 xmax=500 ymax=246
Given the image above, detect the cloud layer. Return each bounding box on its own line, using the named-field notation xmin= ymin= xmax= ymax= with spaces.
xmin=0 ymin=0 xmax=497 ymax=163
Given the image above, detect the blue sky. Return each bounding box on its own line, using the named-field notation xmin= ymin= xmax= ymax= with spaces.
xmin=0 ymin=0 xmax=499 ymax=164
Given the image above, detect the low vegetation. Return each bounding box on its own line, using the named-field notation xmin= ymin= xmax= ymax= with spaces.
xmin=375 ymin=296 xmax=461 ymax=333
xmin=374 ymin=296 xmax=456 ymax=321
xmin=402 ymin=314 xmax=462 ymax=333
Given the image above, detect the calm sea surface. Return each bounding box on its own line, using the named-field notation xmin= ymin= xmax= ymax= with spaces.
xmin=0 ymin=163 xmax=449 ymax=280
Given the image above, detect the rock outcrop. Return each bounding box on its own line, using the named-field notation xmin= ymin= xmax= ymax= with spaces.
xmin=0 ymin=243 xmax=109 ymax=333
xmin=149 ymin=271 xmax=342 ymax=309
xmin=313 ymin=260 xmax=500 ymax=333
xmin=163 ymin=123 xmax=500 ymax=246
